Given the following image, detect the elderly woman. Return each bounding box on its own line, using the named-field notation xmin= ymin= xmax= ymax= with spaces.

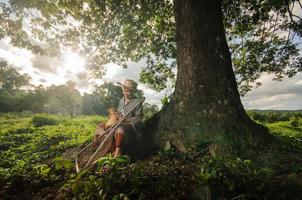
xmin=114 ymin=79 xmax=144 ymax=158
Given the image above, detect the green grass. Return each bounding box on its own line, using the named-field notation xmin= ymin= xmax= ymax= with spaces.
xmin=266 ymin=120 xmax=302 ymax=148
xmin=0 ymin=113 xmax=301 ymax=199
xmin=0 ymin=114 xmax=107 ymax=183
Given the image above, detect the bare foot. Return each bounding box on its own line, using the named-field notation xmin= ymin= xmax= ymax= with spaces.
xmin=114 ymin=147 xmax=121 ymax=158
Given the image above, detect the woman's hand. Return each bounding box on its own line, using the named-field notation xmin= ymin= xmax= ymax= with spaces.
xmin=98 ymin=123 xmax=105 ymax=129
xmin=118 ymin=113 xmax=123 ymax=119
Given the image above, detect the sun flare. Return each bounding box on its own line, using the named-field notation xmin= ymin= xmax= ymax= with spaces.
xmin=61 ymin=51 xmax=85 ymax=74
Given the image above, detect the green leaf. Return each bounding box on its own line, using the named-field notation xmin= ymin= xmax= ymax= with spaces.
xmin=72 ymin=182 xmax=79 ymax=193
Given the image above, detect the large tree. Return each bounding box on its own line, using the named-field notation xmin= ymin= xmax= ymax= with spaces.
xmin=1 ymin=0 xmax=301 ymax=152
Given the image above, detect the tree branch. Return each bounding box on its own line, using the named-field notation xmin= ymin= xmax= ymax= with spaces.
xmin=87 ymin=46 xmax=99 ymax=58
xmin=270 ymin=11 xmax=280 ymax=44
xmin=287 ymin=0 xmax=301 ymax=25
xmin=292 ymin=13 xmax=302 ymax=20
xmin=298 ymin=0 xmax=302 ymax=10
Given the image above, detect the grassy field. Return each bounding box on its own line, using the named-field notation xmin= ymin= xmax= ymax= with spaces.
xmin=0 ymin=112 xmax=301 ymax=199
xmin=0 ymin=113 xmax=106 ymax=199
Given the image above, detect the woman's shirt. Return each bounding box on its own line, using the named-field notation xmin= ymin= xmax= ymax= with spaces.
xmin=118 ymin=97 xmax=143 ymax=124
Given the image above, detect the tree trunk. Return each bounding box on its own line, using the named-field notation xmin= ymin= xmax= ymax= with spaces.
xmin=143 ymin=0 xmax=272 ymax=155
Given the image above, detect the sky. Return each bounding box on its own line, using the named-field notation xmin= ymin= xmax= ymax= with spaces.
xmin=1 ymin=36 xmax=301 ymax=110
xmin=0 ymin=37 xmax=172 ymax=106
xmin=0 ymin=1 xmax=301 ymax=110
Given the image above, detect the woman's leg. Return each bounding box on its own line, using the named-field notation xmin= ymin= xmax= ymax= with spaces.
xmin=114 ymin=126 xmax=125 ymax=157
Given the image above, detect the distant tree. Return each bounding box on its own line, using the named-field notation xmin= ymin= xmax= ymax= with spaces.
xmin=82 ymin=92 xmax=105 ymax=115
xmin=0 ymin=61 xmax=31 ymax=93
xmin=267 ymin=112 xmax=278 ymax=123
xmin=0 ymin=90 xmax=14 ymax=112
xmin=21 ymin=86 xmax=50 ymax=113
xmin=82 ymin=82 xmax=144 ymax=115
xmin=290 ymin=116 xmax=300 ymax=127
xmin=48 ymin=81 xmax=82 ymax=116
xmin=0 ymin=61 xmax=32 ymax=112
xmin=94 ymin=82 xmax=123 ymax=115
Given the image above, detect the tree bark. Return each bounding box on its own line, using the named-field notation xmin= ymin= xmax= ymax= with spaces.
xmin=143 ymin=0 xmax=272 ymax=155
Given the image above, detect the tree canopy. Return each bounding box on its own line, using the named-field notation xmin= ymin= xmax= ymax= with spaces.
xmin=0 ymin=0 xmax=301 ymax=94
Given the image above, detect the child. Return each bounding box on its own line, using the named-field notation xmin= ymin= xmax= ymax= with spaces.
xmin=104 ymin=107 xmax=119 ymax=130
xmin=93 ymin=107 xmax=119 ymax=147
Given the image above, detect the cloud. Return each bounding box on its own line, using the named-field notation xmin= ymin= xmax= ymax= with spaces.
xmin=242 ymin=73 xmax=302 ymax=110
xmin=103 ymin=60 xmax=146 ymax=83
xmin=31 ymin=55 xmax=60 ymax=74
xmin=0 ymin=38 xmax=10 ymax=51
xmin=0 ymin=39 xmax=33 ymax=70
xmin=1 ymin=36 xmax=301 ymax=110
xmin=57 ymin=71 xmax=91 ymax=93
xmin=75 ymin=72 xmax=90 ymax=88
xmin=39 ymin=78 xmax=47 ymax=83
xmin=103 ymin=61 xmax=302 ymax=109
xmin=247 ymin=73 xmax=302 ymax=96
xmin=102 ymin=60 xmax=174 ymax=106
xmin=77 ymin=72 xmax=88 ymax=80
xmin=295 ymin=80 xmax=302 ymax=86
xmin=76 ymin=78 xmax=90 ymax=89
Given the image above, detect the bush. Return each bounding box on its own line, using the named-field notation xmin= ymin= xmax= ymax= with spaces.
xmin=290 ymin=118 xmax=300 ymax=128
xmin=8 ymin=127 xmax=34 ymax=134
xmin=196 ymin=155 xmax=274 ymax=199
xmin=31 ymin=115 xmax=58 ymax=127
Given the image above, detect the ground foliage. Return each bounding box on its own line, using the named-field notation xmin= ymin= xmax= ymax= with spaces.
xmin=0 ymin=112 xmax=301 ymax=199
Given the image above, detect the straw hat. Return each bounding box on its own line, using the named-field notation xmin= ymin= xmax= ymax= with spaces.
xmin=117 ymin=79 xmax=138 ymax=91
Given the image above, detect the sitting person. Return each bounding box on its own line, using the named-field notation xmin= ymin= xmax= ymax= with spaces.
xmin=93 ymin=79 xmax=143 ymax=159
xmin=114 ymin=79 xmax=144 ymax=158
xmin=93 ymin=107 xmax=119 ymax=144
